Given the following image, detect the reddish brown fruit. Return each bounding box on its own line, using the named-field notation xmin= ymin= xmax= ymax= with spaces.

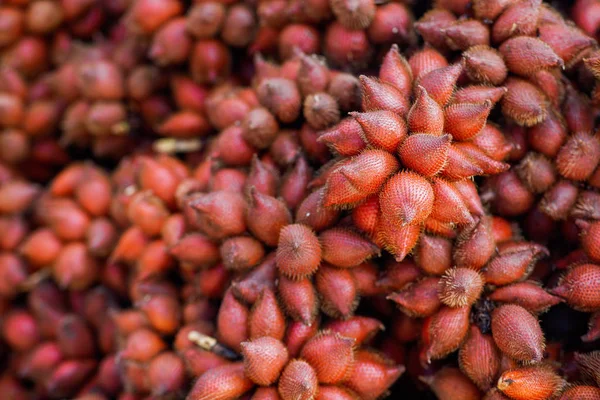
xmin=220 ymin=236 xmax=265 ymax=271
xmin=439 ymin=268 xmax=484 ymax=307
xmin=572 ymin=192 xmax=600 ymax=220
xmin=323 ymin=150 xmax=399 ymax=207
xmin=421 ymin=306 xmax=471 ymax=364
xmin=241 ymin=337 xmax=289 ymax=386
xmin=539 ymin=180 xmax=579 ymax=220
xmin=0 ymin=181 xmax=39 ymax=214
xmin=388 ymin=277 xmax=442 ymax=318
xmin=453 ymin=179 xmax=486 ymax=216
xmin=415 ymin=9 xmax=457 ymax=50
xmin=444 ymin=19 xmax=490 ymax=51
xmin=472 ymin=0 xmax=517 ymax=21
xmin=187 ymin=363 xmax=254 ymax=400
xmin=515 ymin=153 xmax=556 ymax=193
xmin=421 ymin=367 xmax=481 ymax=400
xmin=398 ymin=134 xmax=451 ymax=177
xmin=417 ymin=63 xmax=463 ymax=106
xmin=463 ymin=46 xmax=508 ymax=85
xmin=379 ymin=172 xmax=434 ymax=226
xmin=359 ymin=76 xmax=409 ymax=116
xmin=484 ymin=242 xmax=547 ymax=286
xmin=328 ymin=73 xmax=361 ymax=112
xmin=558 ymin=386 xmax=600 ymax=400
xmin=318 ymin=118 xmax=367 ymax=157
xmin=146 ymin=352 xmax=185 ymax=396
xmin=127 ymin=191 xmax=169 ymax=237
xmin=278 ymin=359 xmax=319 ymax=400
xmin=280 ymin=156 xmax=313 ymax=211
xmin=444 ymin=101 xmax=492 ymax=141
xmin=242 ymin=108 xmax=279 ymax=150
xmin=325 ymin=316 xmax=383 ymax=346
xmin=367 ymin=3 xmax=414 ymax=45
xmin=501 ymin=78 xmax=548 ymax=127
xmin=459 ymin=326 xmax=500 ymax=391
xmin=276 ymin=224 xmax=322 ymax=280
xmin=489 ymin=281 xmax=562 ymax=313
xmin=485 ymin=171 xmax=535 ymax=216
xmin=430 ymin=178 xmax=474 ymax=225
xmin=257 ymin=78 xmax=301 ymax=123
xmin=296 ymin=188 xmax=341 ymax=232
xmin=344 ymin=349 xmax=404 ymax=400
xmin=138 ymin=294 xmax=181 ymax=335
xmin=169 ymin=233 xmax=220 ymax=270
xmin=316 ymin=265 xmax=359 ymax=318
xmin=582 ymin=312 xmax=600 ymax=342
xmin=304 ymin=93 xmax=340 ymax=130
xmin=414 ymin=234 xmax=452 ymax=275
xmin=19 ymin=228 xmax=61 ymax=269
xmin=2 ymin=310 xmax=40 ymax=352
xmin=57 ymin=314 xmax=96 ymax=358
xmin=190 ymin=40 xmax=231 ymax=84
xmin=377 ymin=222 xmax=421 ymax=262
xmin=377 ymin=259 xmax=421 ymax=292
xmin=492 ymin=0 xmax=542 ymax=43
xmin=315 ymin=386 xmax=359 ymax=400
xmin=297 ymin=53 xmax=330 ymax=96
xmin=300 ymin=331 xmax=355 ymax=384
xmin=246 ymin=190 xmax=292 ymax=246
xmin=330 ymin=0 xmax=375 ymax=29
xmin=452 ymin=86 xmax=508 ymax=106
xmin=324 ymin=23 xmax=372 ymax=68
xmin=499 ymin=36 xmax=563 ymax=76
xmin=278 ymin=276 xmax=319 ymax=325
xmin=249 ymin=289 xmax=286 ymax=340
xmin=497 ymin=365 xmax=564 ymax=400
xmin=121 ymin=328 xmax=166 ymax=363
xmin=217 ymin=290 xmax=249 ymax=353
xmin=252 ymin=387 xmax=283 ymax=400
xmin=246 ymin=155 xmax=279 ymax=197
xmin=550 ymin=263 xmax=600 ymax=312
xmin=453 ymin=216 xmax=495 ymax=270
xmin=379 ymin=44 xmax=412 ymax=97
xmin=491 ymin=304 xmax=545 ymax=363
xmin=352 ymin=110 xmax=408 ymax=152
xmin=278 ymin=24 xmax=320 ymax=60
xmin=556 ymin=131 xmax=600 ymax=181
xmin=320 ymin=228 xmax=379 ymax=268
xmin=408 ymin=46 xmax=449 ymax=80
xmin=189 ymin=191 xmax=247 ymax=240
xmin=53 ymin=243 xmax=99 ymax=290
xmin=407 ymin=86 xmax=444 ymax=136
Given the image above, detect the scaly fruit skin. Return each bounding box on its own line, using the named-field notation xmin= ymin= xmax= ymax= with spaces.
xmin=320 ymin=45 xmax=508 ymax=261
xmin=551 ymin=264 xmax=600 ymax=312
xmin=423 ymin=0 xmax=600 ymax=227
xmin=497 ymin=365 xmax=564 ymax=400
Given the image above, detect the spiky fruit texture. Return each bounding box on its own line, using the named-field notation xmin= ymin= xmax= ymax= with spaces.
xmin=491 ymin=304 xmax=545 ymax=363
xmin=241 ymin=337 xmax=289 ymax=386
xmin=439 ymin=268 xmax=484 ymax=307
xmin=276 ymin=224 xmax=322 ymax=280
xmin=459 ymin=326 xmax=500 ymax=391
xmin=497 ymin=365 xmax=564 ymax=400
xmin=551 ymin=264 xmax=600 ymax=312
xmin=320 ymin=45 xmax=508 ymax=260
xmin=278 ymin=359 xmax=319 ymax=400
xmin=299 ymin=331 xmax=355 ymax=384
xmin=421 ymin=306 xmax=471 ymax=364
xmin=187 ymin=363 xmax=254 ymax=400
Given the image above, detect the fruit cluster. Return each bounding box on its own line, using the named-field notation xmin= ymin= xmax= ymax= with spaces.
xmin=1 ymin=0 xmax=600 ymax=399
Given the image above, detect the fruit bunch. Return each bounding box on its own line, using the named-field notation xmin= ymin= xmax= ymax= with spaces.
xmin=1 ymin=0 xmax=600 ymax=399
